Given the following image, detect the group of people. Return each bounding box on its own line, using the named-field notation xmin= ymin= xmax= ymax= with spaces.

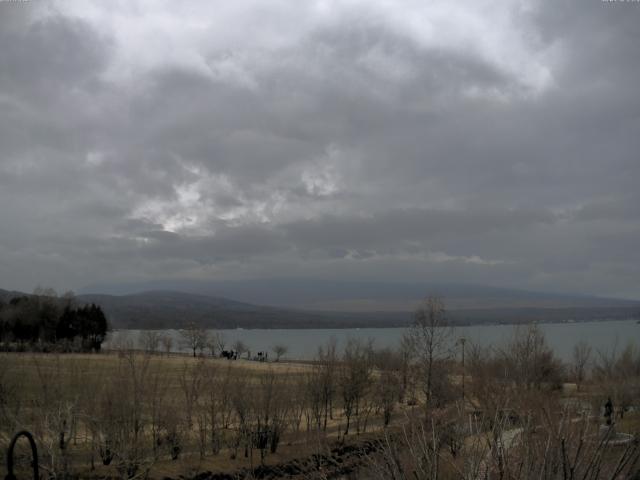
xmin=219 ymin=349 xmax=269 ymax=361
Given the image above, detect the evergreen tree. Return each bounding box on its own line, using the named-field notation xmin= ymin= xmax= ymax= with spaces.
xmin=0 ymin=294 xmax=109 ymax=352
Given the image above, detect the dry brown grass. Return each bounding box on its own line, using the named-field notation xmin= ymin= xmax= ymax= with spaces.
xmin=616 ymin=411 xmax=640 ymax=434
xmin=0 ymin=351 xmax=392 ymax=479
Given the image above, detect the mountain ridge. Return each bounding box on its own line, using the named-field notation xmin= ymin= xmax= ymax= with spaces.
xmin=78 ymin=279 xmax=640 ymax=311
xmin=4 ymin=284 xmax=639 ymax=329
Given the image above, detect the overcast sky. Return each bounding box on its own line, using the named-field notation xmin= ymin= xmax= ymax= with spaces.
xmin=1 ymin=0 xmax=639 ymax=299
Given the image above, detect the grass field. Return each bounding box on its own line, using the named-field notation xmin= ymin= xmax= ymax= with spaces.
xmin=0 ymin=351 xmax=402 ymax=479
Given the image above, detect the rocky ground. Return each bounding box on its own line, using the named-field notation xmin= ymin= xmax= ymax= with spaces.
xmin=181 ymin=440 xmax=380 ymax=480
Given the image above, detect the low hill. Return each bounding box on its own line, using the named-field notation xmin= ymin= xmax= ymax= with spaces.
xmin=4 ymin=286 xmax=640 ymax=329
xmin=0 ymin=288 xmax=26 ymax=302
xmin=76 ymin=289 xmax=640 ymax=329
xmin=75 ymin=290 xmax=404 ymax=329
xmin=80 ymin=278 xmax=640 ymax=312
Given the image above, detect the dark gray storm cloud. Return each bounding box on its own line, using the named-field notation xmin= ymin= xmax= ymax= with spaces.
xmin=1 ymin=0 xmax=639 ymax=299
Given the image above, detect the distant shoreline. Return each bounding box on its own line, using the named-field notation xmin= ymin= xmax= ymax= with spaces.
xmin=110 ymin=316 xmax=639 ymax=331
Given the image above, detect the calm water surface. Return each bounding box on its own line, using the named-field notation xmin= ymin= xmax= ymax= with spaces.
xmin=106 ymin=319 xmax=639 ymax=361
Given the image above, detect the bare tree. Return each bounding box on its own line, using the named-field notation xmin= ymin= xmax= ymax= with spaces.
xmin=230 ymin=373 xmax=251 ymax=460
xmin=213 ymin=332 xmax=226 ymax=355
xmin=179 ymin=359 xmax=205 ymax=429
xmin=93 ymin=351 xmax=155 ymax=479
xmin=233 ymin=340 xmax=248 ymax=359
xmin=200 ymin=362 xmax=224 ymax=455
xmin=366 ymin=373 xmax=640 ymax=480
xmin=503 ymin=324 xmax=563 ymax=390
xmin=31 ymin=355 xmax=78 ymax=478
xmin=160 ymin=335 xmax=173 ymax=356
xmin=614 ymin=344 xmax=640 ymax=418
xmin=147 ymin=364 xmax=170 ymax=460
xmin=571 ymin=340 xmax=592 ymax=390
xmin=398 ymin=335 xmax=414 ymax=403
xmin=199 ymin=331 xmax=224 ymax=357
xmin=405 ymin=295 xmax=453 ymax=409
xmin=339 ymin=338 xmax=373 ymax=436
xmin=272 ymin=344 xmax=288 ymax=362
xmin=466 ymin=343 xmax=511 ymax=420
xmin=304 ymin=367 xmax=324 ymax=432
xmin=250 ymin=368 xmax=291 ymax=462
xmin=317 ymin=337 xmax=338 ymax=430
xmin=374 ymin=369 xmax=401 ymax=427
xmin=593 ymin=342 xmax=640 ymax=420
xmin=139 ymin=331 xmax=161 ymax=355
xmin=180 ymin=322 xmax=208 ymax=357
xmin=207 ymin=332 xmax=225 ymax=357
xmin=0 ymin=359 xmax=17 ymax=429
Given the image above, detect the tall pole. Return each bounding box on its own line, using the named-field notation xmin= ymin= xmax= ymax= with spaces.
xmin=460 ymin=337 xmax=466 ymax=404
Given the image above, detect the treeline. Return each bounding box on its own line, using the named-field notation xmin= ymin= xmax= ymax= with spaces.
xmin=0 ymin=288 xmax=108 ymax=352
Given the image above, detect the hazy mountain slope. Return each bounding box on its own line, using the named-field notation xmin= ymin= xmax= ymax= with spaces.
xmin=4 ymin=285 xmax=640 ymax=329
xmin=0 ymin=288 xmax=27 ymax=302
xmin=76 ymin=289 xmax=640 ymax=329
xmin=80 ymin=279 xmax=640 ymax=311
xmin=75 ymin=290 xmax=400 ymax=329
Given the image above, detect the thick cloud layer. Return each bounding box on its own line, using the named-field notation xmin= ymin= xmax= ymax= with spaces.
xmin=1 ymin=0 xmax=639 ymax=299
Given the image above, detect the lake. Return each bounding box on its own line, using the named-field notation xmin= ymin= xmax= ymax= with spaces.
xmin=106 ymin=319 xmax=639 ymax=362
